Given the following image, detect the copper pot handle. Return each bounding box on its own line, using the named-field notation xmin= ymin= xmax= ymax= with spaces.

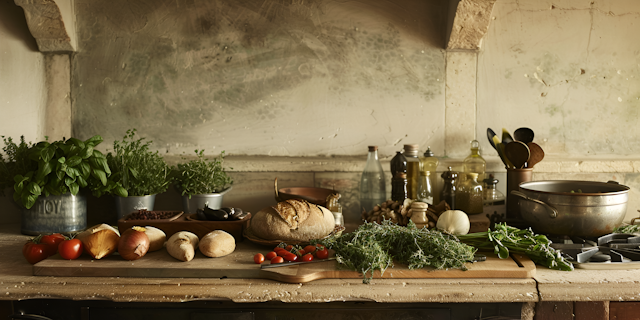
xmin=510 ymin=190 xmax=558 ymax=219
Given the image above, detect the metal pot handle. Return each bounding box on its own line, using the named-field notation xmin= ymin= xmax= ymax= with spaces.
xmin=510 ymin=190 xmax=558 ymax=218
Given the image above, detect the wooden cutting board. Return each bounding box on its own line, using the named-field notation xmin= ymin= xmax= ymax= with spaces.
xmin=34 ymin=242 xmax=535 ymax=283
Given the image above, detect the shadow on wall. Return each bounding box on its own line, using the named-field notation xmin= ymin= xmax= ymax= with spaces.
xmin=0 ymin=1 xmax=39 ymax=52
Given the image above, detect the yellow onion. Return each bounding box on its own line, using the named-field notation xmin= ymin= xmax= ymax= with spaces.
xmin=76 ymin=224 xmax=120 ymax=259
xmin=118 ymin=226 xmax=150 ymax=260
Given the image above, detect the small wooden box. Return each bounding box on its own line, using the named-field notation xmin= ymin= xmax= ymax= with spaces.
xmin=117 ymin=213 xmax=251 ymax=241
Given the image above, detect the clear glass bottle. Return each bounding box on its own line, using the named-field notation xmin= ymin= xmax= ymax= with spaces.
xmin=440 ymin=167 xmax=458 ymax=210
xmin=463 ymin=140 xmax=486 ymax=182
xmin=403 ymin=144 xmax=420 ymax=199
xmin=416 ymin=171 xmax=433 ymax=204
xmin=360 ymin=146 xmax=387 ymax=218
xmin=457 ymin=173 xmax=483 ymax=214
xmin=419 ymin=146 xmax=439 ymax=203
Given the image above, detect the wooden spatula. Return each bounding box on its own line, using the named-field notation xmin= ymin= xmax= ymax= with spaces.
xmin=505 ymin=141 xmax=530 ymax=169
xmin=526 ymin=142 xmax=545 ymax=168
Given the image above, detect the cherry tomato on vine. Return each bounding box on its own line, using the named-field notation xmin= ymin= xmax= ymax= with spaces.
xmin=303 ymin=245 xmax=317 ymax=254
xmin=265 ymin=251 xmax=277 ymax=260
xmin=58 ymin=239 xmax=83 ymax=260
xmin=283 ymin=252 xmax=298 ymax=262
xmin=271 ymin=256 xmax=284 ymax=264
xmin=277 ymin=250 xmax=289 ymax=257
xmin=302 ymin=253 xmax=314 ymax=262
xmin=253 ymin=253 xmax=265 ymax=264
xmin=298 ymin=249 xmax=305 ymax=256
xmin=316 ymin=248 xmax=329 ymax=259
xmin=41 ymin=233 xmax=66 ymax=256
xmin=23 ymin=240 xmax=49 ymax=264
xmin=285 ymin=245 xmax=293 ymax=251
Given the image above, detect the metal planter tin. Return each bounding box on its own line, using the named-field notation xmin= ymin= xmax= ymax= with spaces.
xmin=115 ymin=194 xmax=157 ymax=219
xmin=181 ymin=187 xmax=232 ymax=214
xmin=512 ymin=180 xmax=629 ymax=237
xmin=21 ymin=193 xmax=87 ymax=235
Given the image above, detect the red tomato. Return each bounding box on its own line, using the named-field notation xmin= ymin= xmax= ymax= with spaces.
xmin=316 ymin=244 xmax=325 ymax=250
xmin=302 ymin=253 xmax=314 ymax=262
xmin=277 ymin=250 xmax=288 ymax=257
xmin=271 ymin=256 xmax=284 ymax=264
xmin=23 ymin=241 xmax=49 ymax=264
xmin=265 ymin=251 xmax=277 ymax=260
xmin=253 ymin=253 xmax=265 ymax=264
xmin=283 ymin=252 xmax=298 ymax=262
xmin=303 ymin=245 xmax=317 ymax=254
xmin=298 ymin=249 xmax=305 ymax=256
xmin=41 ymin=233 xmax=66 ymax=256
xmin=285 ymin=245 xmax=293 ymax=251
xmin=58 ymin=239 xmax=83 ymax=260
xmin=316 ymin=248 xmax=329 ymax=259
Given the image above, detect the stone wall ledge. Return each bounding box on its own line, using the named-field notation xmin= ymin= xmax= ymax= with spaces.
xmin=163 ymin=155 xmax=640 ymax=173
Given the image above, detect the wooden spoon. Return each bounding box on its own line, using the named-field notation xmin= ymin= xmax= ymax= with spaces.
xmin=492 ymin=136 xmax=514 ymax=169
xmin=526 ymin=142 xmax=545 ymax=168
xmin=505 ymin=141 xmax=530 ymax=169
xmin=514 ymin=127 xmax=535 ymax=143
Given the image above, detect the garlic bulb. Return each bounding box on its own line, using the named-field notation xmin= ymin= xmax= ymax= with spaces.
xmin=436 ymin=210 xmax=470 ymax=235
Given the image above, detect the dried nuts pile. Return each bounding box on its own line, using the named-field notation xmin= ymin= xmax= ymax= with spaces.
xmin=362 ymin=199 xmax=451 ymax=228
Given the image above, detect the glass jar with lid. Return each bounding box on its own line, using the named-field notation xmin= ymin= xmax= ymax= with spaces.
xmin=463 ymin=140 xmax=486 ymax=182
xmin=457 ymin=172 xmax=483 ymax=215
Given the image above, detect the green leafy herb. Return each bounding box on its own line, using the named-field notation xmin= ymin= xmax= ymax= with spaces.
xmin=107 ymin=129 xmax=171 ymax=196
xmin=315 ymin=220 xmax=477 ymax=284
xmin=613 ymin=224 xmax=640 ymax=234
xmin=458 ymin=223 xmax=573 ymax=271
xmin=0 ymin=136 xmax=36 ymax=196
xmin=174 ymin=149 xmax=232 ymax=197
xmin=11 ymin=135 xmax=126 ymax=209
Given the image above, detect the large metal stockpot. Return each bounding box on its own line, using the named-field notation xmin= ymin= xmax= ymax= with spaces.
xmin=511 ymin=180 xmax=630 ymax=237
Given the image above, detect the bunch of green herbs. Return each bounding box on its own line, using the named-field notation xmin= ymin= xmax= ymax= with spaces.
xmin=613 ymin=224 xmax=640 ymax=234
xmin=13 ymin=135 xmax=126 ymax=209
xmin=457 ymin=223 xmax=573 ymax=271
xmin=315 ymin=220 xmax=477 ymax=284
xmin=106 ymin=129 xmax=171 ymax=196
xmin=174 ymin=149 xmax=232 ymax=197
xmin=0 ymin=136 xmax=36 ymax=196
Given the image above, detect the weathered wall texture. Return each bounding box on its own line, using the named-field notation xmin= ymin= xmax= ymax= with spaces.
xmin=478 ymin=0 xmax=640 ymax=158
xmin=0 ymin=0 xmax=46 ymax=144
xmin=72 ymin=0 xmax=447 ymax=158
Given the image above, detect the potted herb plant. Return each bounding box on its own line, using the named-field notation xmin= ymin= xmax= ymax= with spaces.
xmin=174 ymin=149 xmax=233 ymax=213
xmin=8 ymin=135 xmax=126 ymax=235
xmin=107 ymin=129 xmax=171 ymax=219
xmin=0 ymin=136 xmax=35 ymax=197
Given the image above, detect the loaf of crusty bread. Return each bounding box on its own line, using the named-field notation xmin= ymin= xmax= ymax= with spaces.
xmin=251 ymin=199 xmax=335 ymax=241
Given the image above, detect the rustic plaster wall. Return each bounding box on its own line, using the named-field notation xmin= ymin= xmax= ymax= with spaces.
xmin=478 ymin=0 xmax=640 ymax=158
xmin=0 ymin=0 xmax=46 ymax=144
xmin=72 ymin=0 xmax=447 ymax=158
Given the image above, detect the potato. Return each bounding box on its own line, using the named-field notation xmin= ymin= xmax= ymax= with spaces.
xmin=199 ymin=230 xmax=236 ymax=258
xmin=167 ymin=231 xmax=199 ymax=262
xmin=144 ymin=226 xmax=166 ymax=252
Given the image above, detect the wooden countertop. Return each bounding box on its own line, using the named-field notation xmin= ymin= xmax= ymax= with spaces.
xmin=0 ymin=223 xmax=638 ymax=304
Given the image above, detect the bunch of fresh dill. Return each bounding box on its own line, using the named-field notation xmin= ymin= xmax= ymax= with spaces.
xmin=613 ymin=224 xmax=640 ymax=234
xmin=457 ymin=223 xmax=574 ymax=271
xmin=316 ymin=220 xmax=477 ymax=283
